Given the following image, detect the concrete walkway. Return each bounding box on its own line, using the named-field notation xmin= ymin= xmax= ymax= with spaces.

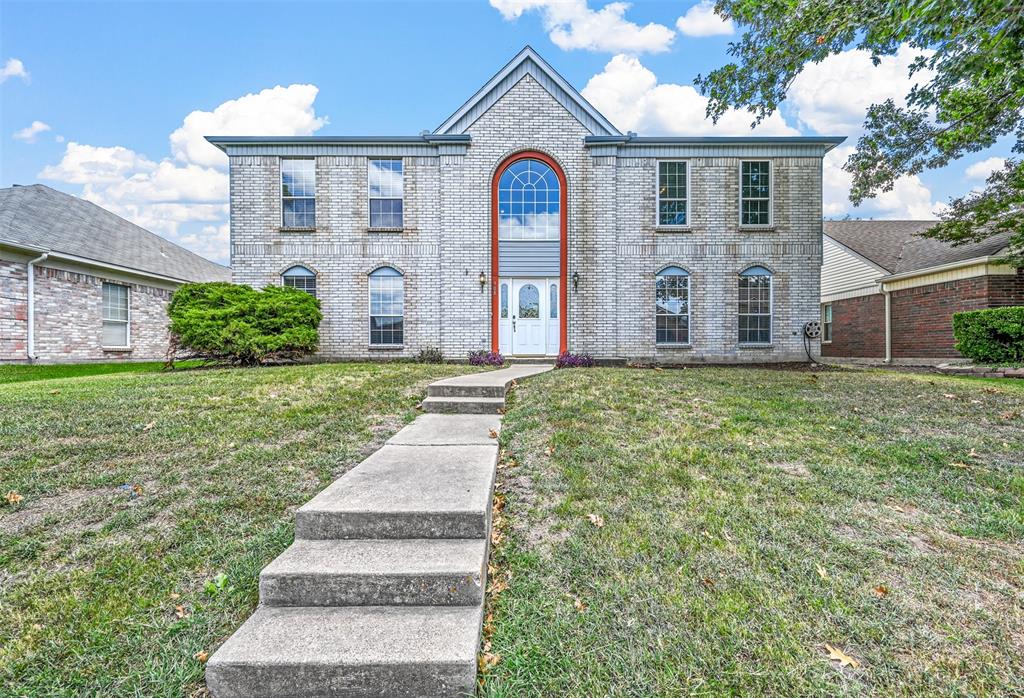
xmin=206 ymin=363 xmax=551 ymax=697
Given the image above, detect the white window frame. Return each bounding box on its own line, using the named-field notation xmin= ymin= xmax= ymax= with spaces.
xmin=822 ymin=303 xmax=833 ymax=343
xmin=101 ymin=281 xmax=130 ymax=349
xmin=738 ymin=267 xmax=773 ymax=345
xmin=368 ymin=158 xmax=404 ymax=230
xmin=281 ymin=158 xmax=316 ymax=229
xmin=655 ymin=159 xmax=691 ymax=228
xmin=738 ymin=160 xmax=773 ymax=228
xmin=655 ymin=266 xmax=691 ymax=346
xmin=282 ymin=265 xmax=317 ymax=298
xmin=368 ymin=266 xmax=404 ymax=347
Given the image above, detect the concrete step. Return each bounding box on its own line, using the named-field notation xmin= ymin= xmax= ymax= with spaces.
xmin=296 ymin=444 xmax=497 ymax=540
xmin=420 ymin=396 xmax=505 ymax=414
xmin=387 ymin=414 xmax=501 ymax=446
xmin=260 ymin=538 xmax=487 ymax=607
xmin=426 ymin=383 xmax=505 ymax=398
xmin=206 ymin=605 xmax=481 ymax=698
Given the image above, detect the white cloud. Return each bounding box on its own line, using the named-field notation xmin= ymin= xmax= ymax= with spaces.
xmin=12 ymin=120 xmax=51 ymax=143
xmin=54 ymin=134 xmax=65 ymax=143
xmin=490 ymin=0 xmax=675 ymax=53
xmin=788 ymin=44 xmax=934 ymax=135
xmin=0 ymin=58 xmax=29 ymax=84
xmin=39 ymin=84 xmax=328 ymax=264
xmin=582 ymin=54 xmax=796 ymax=135
xmin=675 ymin=1 xmax=733 ymax=37
xmin=965 ymin=156 xmax=1005 ymax=180
xmin=823 ymin=146 xmax=945 ymax=219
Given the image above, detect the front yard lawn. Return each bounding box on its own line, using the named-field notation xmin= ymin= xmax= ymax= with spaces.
xmin=0 ymin=362 xmax=474 ymax=696
xmin=0 ymin=360 xmax=202 ymax=384
xmin=486 ymin=367 xmax=1024 ymax=696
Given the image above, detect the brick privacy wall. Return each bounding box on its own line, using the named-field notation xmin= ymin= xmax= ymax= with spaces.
xmin=821 ymin=294 xmax=886 ymax=358
xmin=1 ymin=264 xmax=173 ymax=362
xmin=989 ymin=268 xmax=1024 ymax=306
xmin=229 ymin=73 xmax=823 ymax=362
xmin=890 ymin=276 xmax=992 ymax=358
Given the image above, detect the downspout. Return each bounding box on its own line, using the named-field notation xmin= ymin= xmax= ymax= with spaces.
xmin=883 ymin=285 xmax=892 ymax=364
xmin=26 ymin=253 xmax=48 ymax=361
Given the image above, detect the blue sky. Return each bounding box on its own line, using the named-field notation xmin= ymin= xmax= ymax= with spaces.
xmin=1 ymin=0 xmax=1012 ymax=264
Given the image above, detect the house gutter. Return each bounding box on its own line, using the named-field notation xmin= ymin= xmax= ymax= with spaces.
xmin=26 ymin=252 xmax=49 ymax=361
xmin=883 ymin=289 xmax=892 ymax=364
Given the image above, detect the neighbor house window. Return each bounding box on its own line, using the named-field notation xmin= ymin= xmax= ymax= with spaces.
xmin=281 ymin=159 xmax=316 ymax=228
xmin=656 ymin=266 xmax=690 ymax=344
xmin=740 ymin=161 xmax=771 ymax=226
xmin=369 ymin=266 xmax=404 ymax=345
xmin=282 ymin=265 xmax=316 ymax=297
xmin=822 ymin=303 xmax=833 ymax=343
xmin=497 ymin=158 xmax=560 ymax=240
xmin=102 ymin=282 xmax=129 ymax=347
xmin=738 ymin=266 xmax=772 ymax=344
xmin=368 ymin=159 xmax=404 ymax=228
xmin=657 ymin=161 xmax=688 ymax=226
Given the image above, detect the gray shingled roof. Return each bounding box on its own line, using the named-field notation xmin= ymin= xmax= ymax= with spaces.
xmin=0 ymin=184 xmax=230 ymax=283
xmin=824 ymin=220 xmax=1011 ymax=275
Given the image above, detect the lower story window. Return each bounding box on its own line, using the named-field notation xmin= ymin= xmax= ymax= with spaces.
xmin=656 ymin=266 xmax=690 ymax=344
xmin=102 ymin=282 xmax=129 ymax=347
xmin=738 ymin=266 xmax=772 ymax=344
xmin=282 ymin=265 xmax=317 ymax=297
xmin=822 ymin=303 xmax=832 ymax=342
xmin=369 ymin=266 xmax=404 ymax=345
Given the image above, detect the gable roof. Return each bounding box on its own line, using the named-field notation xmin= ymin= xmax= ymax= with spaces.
xmin=434 ymin=45 xmax=620 ymax=137
xmin=823 ymin=220 xmax=1011 ymax=275
xmin=0 ymin=184 xmax=230 ymax=283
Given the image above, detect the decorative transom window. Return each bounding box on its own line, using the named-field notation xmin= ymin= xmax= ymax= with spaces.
xmin=281 ymin=159 xmax=316 ymax=228
xmin=497 ymin=158 xmax=560 ymax=240
xmin=822 ymin=304 xmax=833 ymax=342
xmin=102 ymin=282 xmax=129 ymax=347
xmin=738 ymin=266 xmax=772 ymax=344
xmin=740 ymin=161 xmax=771 ymax=226
xmin=369 ymin=266 xmax=404 ymax=345
xmin=657 ymin=161 xmax=688 ymax=226
xmin=656 ymin=266 xmax=689 ymax=345
xmin=283 ymin=265 xmax=317 ymax=297
xmin=369 ymin=159 xmax=404 ymax=228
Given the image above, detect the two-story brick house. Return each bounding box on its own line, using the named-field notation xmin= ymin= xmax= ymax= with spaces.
xmin=209 ymin=47 xmax=843 ymax=362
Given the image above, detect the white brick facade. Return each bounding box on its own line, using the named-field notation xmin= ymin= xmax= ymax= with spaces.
xmin=222 ymin=51 xmax=836 ymax=363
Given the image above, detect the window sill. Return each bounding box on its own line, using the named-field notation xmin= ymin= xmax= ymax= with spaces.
xmin=656 ymin=343 xmax=692 ymax=349
xmin=366 ymin=227 xmax=405 ymax=233
xmin=279 ymin=227 xmax=317 ymax=233
xmin=738 ymin=226 xmax=775 ymax=233
xmin=655 ymin=226 xmax=692 ymax=233
xmin=102 ymin=346 xmax=132 ymax=353
xmin=368 ymin=344 xmax=404 ymax=351
xmin=738 ymin=343 xmax=773 ymax=349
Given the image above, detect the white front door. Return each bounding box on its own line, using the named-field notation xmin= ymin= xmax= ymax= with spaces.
xmin=512 ymin=280 xmax=545 ymax=355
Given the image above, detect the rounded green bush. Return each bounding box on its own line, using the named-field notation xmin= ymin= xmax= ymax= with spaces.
xmin=167 ymin=282 xmax=321 ymax=365
xmin=952 ymin=306 xmax=1024 ymax=365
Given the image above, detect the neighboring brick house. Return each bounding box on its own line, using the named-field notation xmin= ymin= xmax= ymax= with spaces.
xmin=210 ymin=46 xmax=843 ymax=363
xmin=0 ymin=184 xmax=230 ymax=363
xmin=821 ymin=220 xmax=1022 ymax=363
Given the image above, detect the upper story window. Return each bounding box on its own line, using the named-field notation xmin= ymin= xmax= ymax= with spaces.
xmin=369 ymin=159 xmax=404 ymax=228
xmin=822 ymin=303 xmax=833 ymax=343
xmin=740 ymin=161 xmax=771 ymax=227
xmin=281 ymin=159 xmax=316 ymax=228
xmin=657 ymin=161 xmax=688 ymax=226
xmin=738 ymin=266 xmax=772 ymax=344
xmin=102 ymin=282 xmax=129 ymax=347
xmin=369 ymin=266 xmax=404 ymax=346
xmin=497 ymin=158 xmax=560 ymax=240
xmin=282 ymin=265 xmax=317 ymax=297
xmin=655 ymin=266 xmax=689 ymax=345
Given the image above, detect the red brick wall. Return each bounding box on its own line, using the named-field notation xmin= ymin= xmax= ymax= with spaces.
xmin=988 ymin=268 xmax=1024 ymax=307
xmin=821 ymin=294 xmax=885 ymax=358
xmin=890 ymin=276 xmax=993 ymax=359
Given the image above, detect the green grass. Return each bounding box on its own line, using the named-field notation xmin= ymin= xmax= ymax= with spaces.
xmin=0 ymin=360 xmax=202 ymax=384
xmin=484 ymin=367 xmax=1024 ymax=697
xmin=0 ymin=361 xmax=477 ymax=696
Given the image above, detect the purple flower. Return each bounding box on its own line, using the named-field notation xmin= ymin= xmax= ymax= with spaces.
xmin=555 ymin=351 xmax=594 ymax=368
xmin=468 ymin=350 xmax=505 ymax=366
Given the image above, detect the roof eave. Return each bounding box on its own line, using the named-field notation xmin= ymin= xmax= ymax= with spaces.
xmin=877 ymin=253 xmax=1011 ymax=284
xmin=584 ymin=135 xmax=847 ymax=151
xmin=204 ymin=134 xmax=472 ymax=151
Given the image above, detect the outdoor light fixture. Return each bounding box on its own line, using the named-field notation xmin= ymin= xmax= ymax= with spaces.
xmin=479 ymin=271 xmax=486 ymax=292
xmin=572 ymin=271 xmax=580 ymax=291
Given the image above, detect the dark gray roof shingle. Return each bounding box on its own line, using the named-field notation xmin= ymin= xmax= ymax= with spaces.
xmin=824 ymin=220 xmax=1011 ymax=275
xmin=0 ymin=184 xmax=230 ymax=283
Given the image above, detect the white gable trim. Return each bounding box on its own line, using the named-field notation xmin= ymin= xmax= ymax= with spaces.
xmin=434 ymin=46 xmax=620 ymax=137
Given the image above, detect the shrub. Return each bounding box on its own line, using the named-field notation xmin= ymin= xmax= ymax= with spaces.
xmin=952 ymin=306 xmax=1024 ymax=365
xmin=468 ymin=350 xmax=505 ymax=366
xmin=414 ymin=347 xmax=445 ymax=364
xmin=167 ymin=282 xmax=321 ymax=366
xmin=555 ymin=351 xmax=595 ymax=368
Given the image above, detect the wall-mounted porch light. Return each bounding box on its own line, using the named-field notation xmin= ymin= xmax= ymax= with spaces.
xmin=479 ymin=271 xmax=487 ymax=292
xmin=572 ymin=271 xmax=580 ymax=292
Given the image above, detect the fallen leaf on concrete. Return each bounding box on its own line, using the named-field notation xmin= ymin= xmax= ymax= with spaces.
xmin=824 ymin=643 xmax=860 ymax=668
xmin=488 ymin=429 xmax=498 ymax=439
xmin=5 ymin=490 xmax=24 ymax=506
xmin=587 ymin=513 xmax=604 ymax=528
